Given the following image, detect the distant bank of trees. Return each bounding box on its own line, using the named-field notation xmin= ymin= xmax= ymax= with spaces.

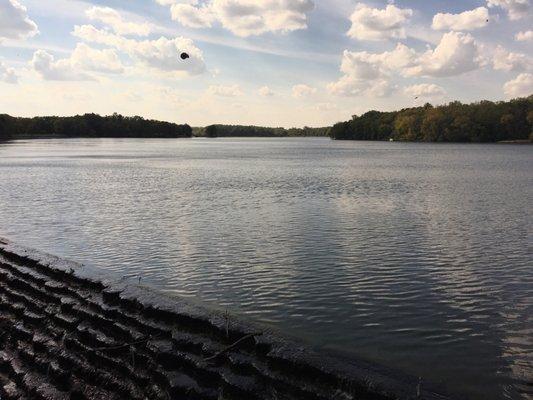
xmin=328 ymin=96 xmax=533 ymax=142
xmin=196 ymin=125 xmax=329 ymax=138
xmin=2 ymin=96 xmax=532 ymax=143
xmin=0 ymin=113 xmax=192 ymax=141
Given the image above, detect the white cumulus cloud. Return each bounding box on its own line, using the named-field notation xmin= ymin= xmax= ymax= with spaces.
xmin=258 ymin=86 xmax=274 ymax=96
xmin=328 ymin=75 xmax=395 ymax=97
xmin=170 ymin=3 xmax=215 ymax=28
xmin=347 ymin=3 xmax=413 ymax=41
xmin=31 ymin=44 xmax=124 ymax=81
xmin=503 ymin=73 xmax=533 ymax=97
xmin=70 ymin=43 xmax=124 ymax=74
xmin=327 ymin=53 xmax=384 ymax=96
xmin=515 ymin=30 xmax=533 ymax=41
xmin=163 ymin=0 xmax=314 ymax=37
xmin=492 ymin=45 xmax=532 ymax=71
xmin=0 ymin=61 xmax=17 ymax=83
xmin=0 ymin=0 xmax=38 ymax=40
xmin=73 ymin=25 xmax=206 ymax=76
xmin=292 ymin=84 xmax=317 ymax=98
xmin=432 ymin=7 xmax=489 ymax=31
xmin=31 ymin=50 xmax=94 ymax=81
xmin=327 ymin=44 xmax=415 ymax=97
xmin=329 ymin=32 xmax=485 ymax=97
xmin=86 ymin=6 xmax=151 ymax=36
xmin=404 ymin=83 xmax=446 ymax=98
xmin=405 ymin=32 xmax=483 ymax=77
xmin=487 ymin=0 xmax=530 ymax=20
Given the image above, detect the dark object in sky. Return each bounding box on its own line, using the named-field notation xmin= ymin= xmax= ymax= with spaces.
xmin=415 ymin=96 xmax=419 ymax=99
xmin=180 ymin=52 xmax=190 ymax=60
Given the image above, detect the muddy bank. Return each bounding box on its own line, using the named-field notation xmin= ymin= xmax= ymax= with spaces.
xmin=0 ymin=238 xmax=454 ymax=400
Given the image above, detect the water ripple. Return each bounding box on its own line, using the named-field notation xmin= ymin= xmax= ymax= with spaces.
xmin=0 ymin=138 xmax=531 ymax=400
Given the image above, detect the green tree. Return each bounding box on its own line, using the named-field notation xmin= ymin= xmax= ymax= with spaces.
xmin=205 ymin=125 xmax=218 ymax=138
xmin=332 ymin=95 xmax=533 ymax=143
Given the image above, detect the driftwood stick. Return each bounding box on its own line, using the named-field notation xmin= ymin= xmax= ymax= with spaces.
xmin=204 ymin=332 xmax=263 ymax=362
xmin=93 ymin=334 xmax=160 ymax=351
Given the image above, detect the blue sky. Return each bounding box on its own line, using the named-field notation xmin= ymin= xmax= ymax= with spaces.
xmin=0 ymin=0 xmax=531 ymax=127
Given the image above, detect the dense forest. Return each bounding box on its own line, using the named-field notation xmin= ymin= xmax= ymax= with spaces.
xmin=328 ymin=96 xmax=533 ymax=142
xmin=1 ymin=96 xmax=532 ymax=143
xmin=195 ymin=125 xmax=328 ymax=138
xmin=0 ymin=113 xmax=192 ymax=141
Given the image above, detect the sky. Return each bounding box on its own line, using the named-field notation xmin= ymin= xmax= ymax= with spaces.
xmin=0 ymin=0 xmax=532 ymax=127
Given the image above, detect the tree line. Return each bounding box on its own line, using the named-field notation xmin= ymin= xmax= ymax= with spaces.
xmin=328 ymin=96 xmax=533 ymax=142
xmin=196 ymin=125 xmax=329 ymax=138
xmin=1 ymin=96 xmax=532 ymax=143
xmin=0 ymin=113 xmax=192 ymax=141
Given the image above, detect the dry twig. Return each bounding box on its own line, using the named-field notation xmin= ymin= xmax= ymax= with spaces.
xmin=204 ymin=332 xmax=263 ymax=362
xmin=92 ymin=334 xmax=160 ymax=351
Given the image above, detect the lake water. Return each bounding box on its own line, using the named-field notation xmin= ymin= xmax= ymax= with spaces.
xmin=0 ymin=138 xmax=531 ymax=399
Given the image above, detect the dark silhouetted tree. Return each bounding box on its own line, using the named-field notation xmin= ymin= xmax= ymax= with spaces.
xmin=328 ymin=95 xmax=532 ymax=142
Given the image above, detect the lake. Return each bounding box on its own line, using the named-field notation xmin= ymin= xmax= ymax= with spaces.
xmin=0 ymin=137 xmax=531 ymax=399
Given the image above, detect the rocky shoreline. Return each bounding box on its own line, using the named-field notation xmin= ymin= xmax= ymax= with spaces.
xmin=0 ymin=238 xmax=453 ymax=400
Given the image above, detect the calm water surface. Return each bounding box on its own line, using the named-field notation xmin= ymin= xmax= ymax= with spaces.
xmin=0 ymin=138 xmax=531 ymax=399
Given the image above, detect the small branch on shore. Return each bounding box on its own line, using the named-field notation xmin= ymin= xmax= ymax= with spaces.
xmin=92 ymin=334 xmax=160 ymax=351
xmin=417 ymin=376 xmax=422 ymax=398
xmin=224 ymin=309 xmax=230 ymax=339
xmin=204 ymin=332 xmax=263 ymax=362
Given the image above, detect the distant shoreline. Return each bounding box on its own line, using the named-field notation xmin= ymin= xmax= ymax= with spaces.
xmin=2 ymin=135 xmax=533 ymax=144
xmin=330 ymin=96 xmax=532 ymax=143
xmin=2 ymin=94 xmax=532 ymax=143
